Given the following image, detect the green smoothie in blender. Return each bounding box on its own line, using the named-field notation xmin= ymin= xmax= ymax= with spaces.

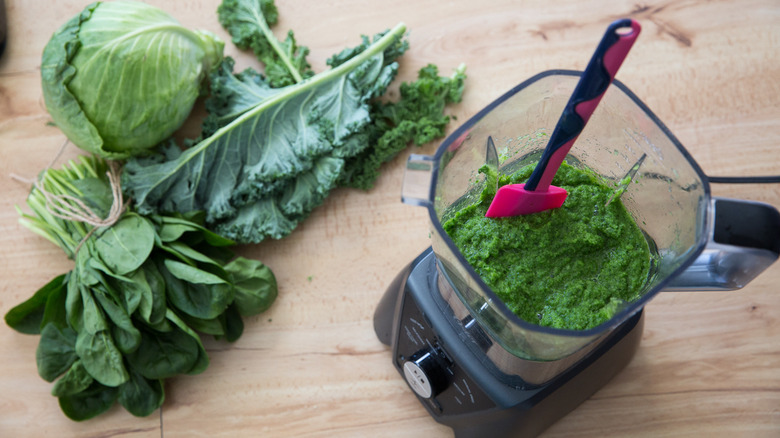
xmin=442 ymin=162 xmax=652 ymax=330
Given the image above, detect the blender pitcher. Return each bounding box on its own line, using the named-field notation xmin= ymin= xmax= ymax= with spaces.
xmin=374 ymin=70 xmax=779 ymax=438
xmin=400 ymin=69 xmax=779 ymax=362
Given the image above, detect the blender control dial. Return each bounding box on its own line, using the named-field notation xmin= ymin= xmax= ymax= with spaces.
xmin=403 ymin=349 xmax=448 ymax=399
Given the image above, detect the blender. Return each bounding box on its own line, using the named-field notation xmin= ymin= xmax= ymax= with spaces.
xmin=373 ymin=70 xmax=780 ymax=437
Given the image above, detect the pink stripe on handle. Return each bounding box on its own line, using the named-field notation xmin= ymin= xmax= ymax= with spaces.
xmin=603 ymin=20 xmax=641 ymax=77
xmin=535 ymin=138 xmax=575 ymax=191
xmin=575 ymin=20 xmax=641 ymax=124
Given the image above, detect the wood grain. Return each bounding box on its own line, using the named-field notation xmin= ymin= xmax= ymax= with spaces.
xmin=1 ymin=0 xmax=778 ymax=437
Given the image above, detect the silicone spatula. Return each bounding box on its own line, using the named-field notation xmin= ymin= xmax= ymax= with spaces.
xmin=485 ymin=18 xmax=641 ymax=218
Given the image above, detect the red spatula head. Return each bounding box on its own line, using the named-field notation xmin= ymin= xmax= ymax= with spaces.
xmin=485 ymin=184 xmax=568 ymax=218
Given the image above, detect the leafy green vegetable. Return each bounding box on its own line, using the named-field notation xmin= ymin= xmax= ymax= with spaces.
xmin=93 ymin=214 xmax=155 ymax=275
xmin=218 ymin=0 xmax=314 ymax=87
xmin=123 ymin=0 xmax=466 ymax=244
xmin=338 ymin=63 xmax=467 ymax=189
xmin=226 ymin=257 xmax=278 ymax=316
xmin=40 ymin=1 xmax=224 ymax=158
xmin=5 ymin=274 xmax=66 ymax=334
xmin=125 ymin=324 xmax=200 ymax=380
xmin=19 ymin=0 xmax=466 ymax=421
xmin=58 ymin=381 xmax=119 ymax=421
xmin=123 ymin=23 xmax=409 ymax=243
xmin=36 ymin=323 xmax=78 ymax=382
xmin=118 ymin=368 xmax=165 ymax=417
xmin=161 ymin=259 xmax=234 ymax=320
xmin=51 ymin=360 xmax=93 ymax=398
xmin=75 ymin=330 xmax=129 ymax=387
xmin=7 ymin=156 xmax=278 ymax=420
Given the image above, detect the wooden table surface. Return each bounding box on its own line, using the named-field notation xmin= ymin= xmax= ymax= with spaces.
xmin=1 ymin=1 xmax=778 ymax=437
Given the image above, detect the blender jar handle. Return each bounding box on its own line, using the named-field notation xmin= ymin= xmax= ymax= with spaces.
xmin=664 ymin=197 xmax=780 ymax=291
xmin=402 ymin=154 xmax=436 ymax=207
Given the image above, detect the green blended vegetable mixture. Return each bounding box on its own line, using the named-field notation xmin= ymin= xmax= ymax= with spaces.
xmin=442 ymin=163 xmax=652 ymax=330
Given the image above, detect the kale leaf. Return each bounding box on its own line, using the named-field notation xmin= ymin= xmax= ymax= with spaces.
xmin=217 ymin=0 xmax=314 ymax=87
xmin=123 ymin=25 xmax=409 ymax=243
xmin=124 ymin=0 xmax=466 ymax=244
xmin=338 ymin=63 xmax=467 ymax=190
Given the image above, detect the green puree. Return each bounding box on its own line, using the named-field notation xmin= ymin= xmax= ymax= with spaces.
xmin=442 ymin=162 xmax=651 ymax=330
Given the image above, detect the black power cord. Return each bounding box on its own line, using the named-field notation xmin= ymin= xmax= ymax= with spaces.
xmin=708 ymin=175 xmax=780 ymax=184
xmin=0 ymin=0 xmax=5 ymax=59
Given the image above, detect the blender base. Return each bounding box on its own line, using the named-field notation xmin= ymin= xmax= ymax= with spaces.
xmin=374 ymin=248 xmax=644 ymax=438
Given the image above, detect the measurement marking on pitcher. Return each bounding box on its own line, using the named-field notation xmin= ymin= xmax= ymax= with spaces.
xmin=409 ymin=317 xmax=425 ymax=330
xmin=462 ymin=379 xmax=475 ymax=403
xmin=403 ymin=325 xmax=419 ymax=346
xmin=412 ymin=327 xmax=425 ymax=346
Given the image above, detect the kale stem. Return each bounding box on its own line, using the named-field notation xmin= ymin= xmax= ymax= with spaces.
xmin=249 ymin=5 xmax=303 ymax=83
xmin=157 ymin=22 xmax=408 ymax=178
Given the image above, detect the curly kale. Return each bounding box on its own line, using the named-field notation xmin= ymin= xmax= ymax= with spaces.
xmin=338 ymin=63 xmax=467 ymax=190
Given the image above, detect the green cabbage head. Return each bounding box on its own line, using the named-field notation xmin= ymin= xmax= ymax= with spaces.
xmin=41 ymin=1 xmax=224 ymax=158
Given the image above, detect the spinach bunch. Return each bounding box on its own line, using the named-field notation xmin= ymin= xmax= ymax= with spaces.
xmin=5 ymin=156 xmax=277 ymax=421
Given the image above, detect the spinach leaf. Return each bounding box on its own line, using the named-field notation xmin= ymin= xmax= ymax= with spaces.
xmin=164 ymin=259 xmax=228 ymax=285
xmin=92 ymin=289 xmax=141 ymax=354
xmin=166 ymin=310 xmax=210 ymax=375
xmin=79 ymin=284 xmax=108 ymax=335
xmin=76 ymin=244 xmax=103 ymax=286
xmin=176 ymin=312 xmax=226 ymax=337
xmin=5 ymin=274 xmax=66 ymax=334
xmin=137 ymin=260 xmax=167 ymax=326
xmin=71 ymin=177 xmax=114 ymax=218
xmin=41 ymin=275 xmax=70 ymax=330
xmin=158 ymin=220 xmax=199 ymax=243
xmin=125 ymin=324 xmax=199 ymax=380
xmin=36 ymin=323 xmax=78 ymax=382
xmin=225 ymin=257 xmax=277 ymax=316
xmin=75 ymin=330 xmax=129 ymax=387
xmin=112 ymin=268 xmax=149 ymax=316
xmin=58 ymin=381 xmax=119 ymax=422
xmin=87 ymin=256 xmax=134 ymax=284
xmin=161 ymin=240 xmax=222 ymax=267
xmin=94 ymin=213 xmax=155 ymax=275
xmin=118 ymin=368 xmax=164 ymax=417
xmin=161 ymin=259 xmax=234 ymax=319
xmin=157 ymin=215 xmax=236 ymax=247
xmin=51 ymin=360 xmax=93 ymax=397
xmin=65 ymin=272 xmax=84 ymax=332
xmin=221 ymin=303 xmax=244 ymax=342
